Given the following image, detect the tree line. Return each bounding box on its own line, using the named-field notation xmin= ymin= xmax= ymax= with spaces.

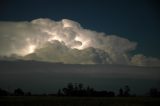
xmin=0 ymin=83 xmax=160 ymax=97
xmin=0 ymin=88 xmax=31 ymax=96
xmin=57 ymin=83 xmax=115 ymax=97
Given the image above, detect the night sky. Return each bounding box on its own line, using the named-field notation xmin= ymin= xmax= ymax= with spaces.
xmin=0 ymin=0 xmax=160 ymax=58
xmin=0 ymin=0 xmax=160 ymax=95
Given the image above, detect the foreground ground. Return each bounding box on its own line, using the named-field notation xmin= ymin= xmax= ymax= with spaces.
xmin=0 ymin=96 xmax=160 ymax=106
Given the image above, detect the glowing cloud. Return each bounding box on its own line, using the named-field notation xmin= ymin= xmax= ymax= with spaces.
xmin=0 ymin=18 xmax=159 ymax=66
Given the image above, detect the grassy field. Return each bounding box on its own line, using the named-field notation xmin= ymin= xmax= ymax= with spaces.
xmin=0 ymin=96 xmax=160 ymax=106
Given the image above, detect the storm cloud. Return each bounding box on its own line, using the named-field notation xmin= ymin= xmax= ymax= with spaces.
xmin=0 ymin=18 xmax=159 ymax=66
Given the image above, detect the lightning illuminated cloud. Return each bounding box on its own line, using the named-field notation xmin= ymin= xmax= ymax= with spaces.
xmin=0 ymin=18 xmax=160 ymax=66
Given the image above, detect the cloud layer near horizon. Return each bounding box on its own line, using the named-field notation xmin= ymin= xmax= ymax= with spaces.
xmin=0 ymin=18 xmax=160 ymax=66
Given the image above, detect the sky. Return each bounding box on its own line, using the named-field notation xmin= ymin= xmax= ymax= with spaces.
xmin=0 ymin=0 xmax=160 ymax=94
xmin=0 ymin=0 xmax=160 ymax=58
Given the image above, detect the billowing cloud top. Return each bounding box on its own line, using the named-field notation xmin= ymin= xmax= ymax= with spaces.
xmin=0 ymin=18 xmax=160 ymax=66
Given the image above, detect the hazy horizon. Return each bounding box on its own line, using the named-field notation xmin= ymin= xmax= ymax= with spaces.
xmin=0 ymin=60 xmax=159 ymax=95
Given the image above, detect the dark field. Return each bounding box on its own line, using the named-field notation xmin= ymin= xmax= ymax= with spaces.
xmin=0 ymin=96 xmax=160 ymax=106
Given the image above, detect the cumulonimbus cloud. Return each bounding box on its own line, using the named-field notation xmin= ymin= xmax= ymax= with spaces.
xmin=0 ymin=18 xmax=159 ymax=66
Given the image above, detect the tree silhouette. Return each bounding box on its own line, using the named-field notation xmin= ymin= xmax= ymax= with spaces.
xmin=0 ymin=88 xmax=9 ymax=96
xmin=118 ymin=88 xmax=123 ymax=96
xmin=14 ymin=88 xmax=24 ymax=96
xmin=60 ymin=83 xmax=115 ymax=97
xmin=124 ymin=85 xmax=130 ymax=97
xmin=62 ymin=83 xmax=74 ymax=96
xmin=57 ymin=89 xmax=62 ymax=96
xmin=78 ymin=83 xmax=83 ymax=91
xmin=118 ymin=85 xmax=130 ymax=97
xmin=86 ymin=86 xmax=94 ymax=96
xmin=149 ymin=88 xmax=160 ymax=97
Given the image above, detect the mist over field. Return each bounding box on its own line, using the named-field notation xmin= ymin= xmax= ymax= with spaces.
xmin=0 ymin=60 xmax=159 ymax=95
